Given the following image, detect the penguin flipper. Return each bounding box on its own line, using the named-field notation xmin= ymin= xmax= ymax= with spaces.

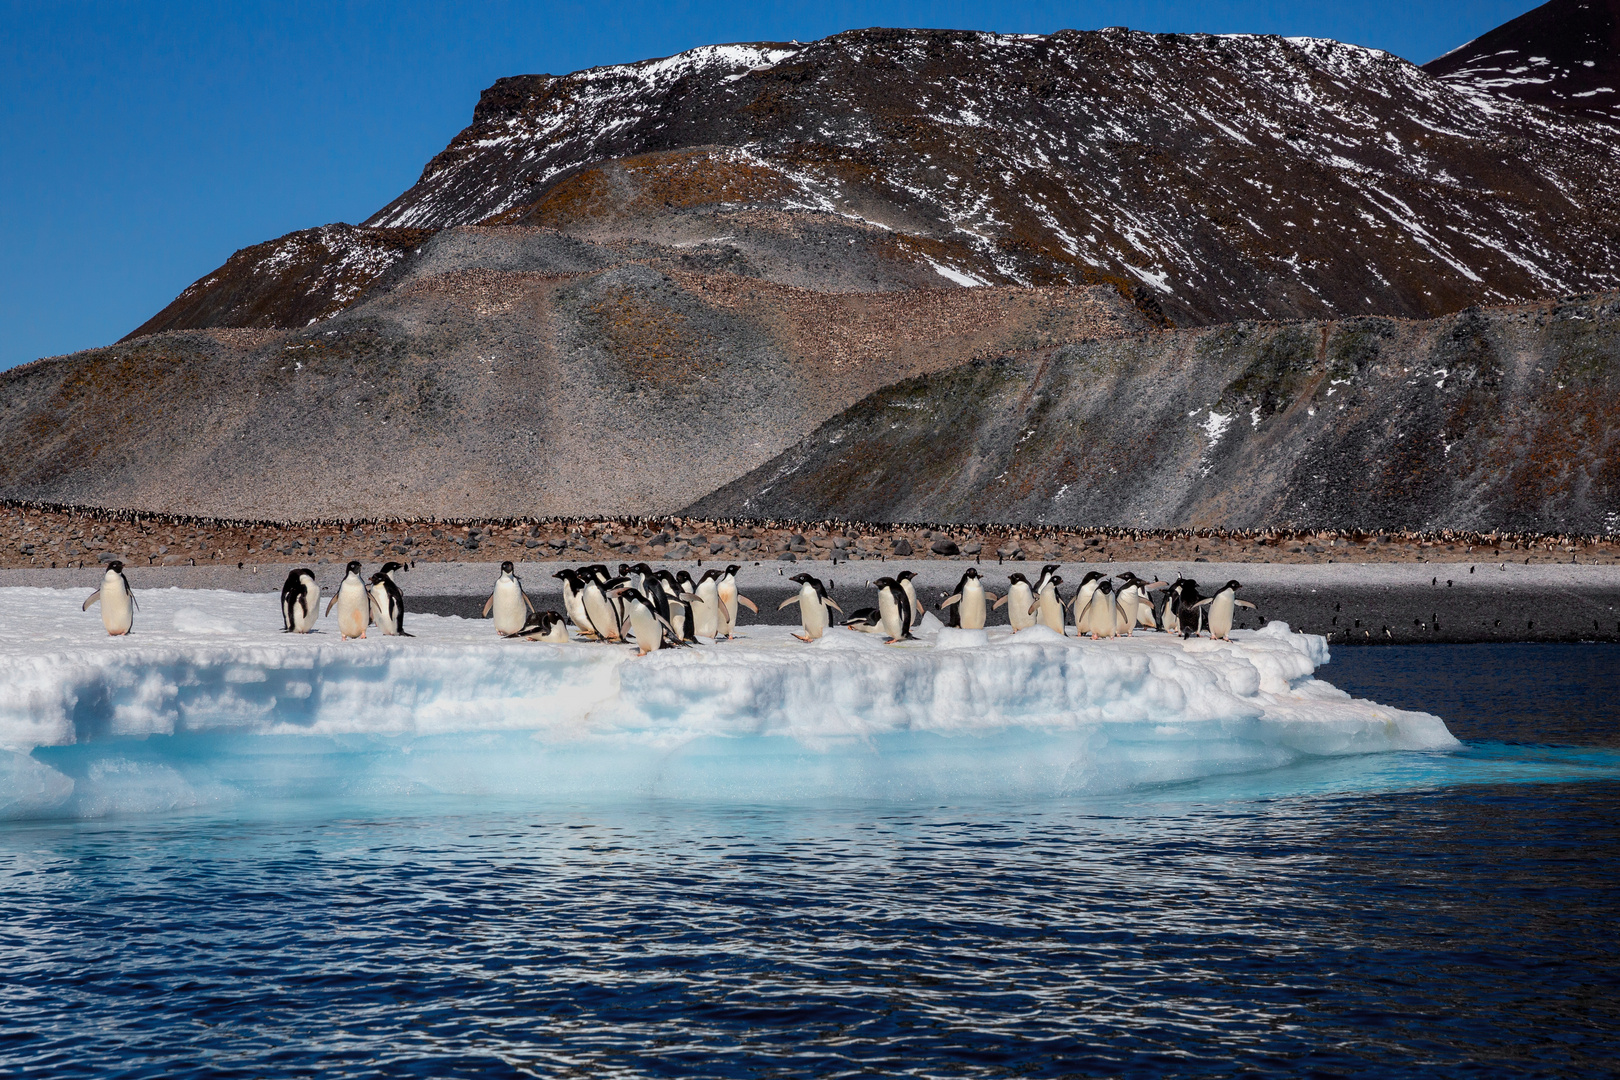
xmin=777 ymin=597 xmax=799 ymax=611
xmin=824 ymin=598 xmax=843 ymax=613
xmin=82 ymin=590 xmax=101 ymax=611
xmin=1235 ymin=599 xmax=1256 ymax=609
xmin=1193 ymin=599 xmax=1213 ymax=609
xmin=524 ymin=592 xmax=536 ymax=613
xmin=736 ymin=595 xmax=758 ymax=613
xmin=940 ymin=594 xmax=961 ymax=609
xmin=482 ymin=595 xmax=495 ymax=618
xmin=326 ymin=594 xmax=340 ymax=615
xmin=992 ymin=596 xmax=1008 ymax=610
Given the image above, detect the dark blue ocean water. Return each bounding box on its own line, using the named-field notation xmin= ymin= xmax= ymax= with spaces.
xmin=2 ymin=644 xmax=1619 ymax=1078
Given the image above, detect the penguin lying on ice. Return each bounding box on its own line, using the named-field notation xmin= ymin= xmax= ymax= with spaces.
xmin=515 ymin=610 xmax=571 ymax=643
xmin=842 ymin=607 xmax=885 ymax=633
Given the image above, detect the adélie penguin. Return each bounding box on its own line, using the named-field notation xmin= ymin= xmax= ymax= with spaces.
xmin=874 ymin=576 xmax=916 ymax=643
xmin=515 ymin=610 xmax=571 ymax=643
xmin=280 ymin=568 xmax=320 ymax=633
xmin=938 ymin=567 xmax=996 ymax=630
xmin=553 ymin=568 xmax=595 ymax=637
xmin=717 ymin=565 xmax=758 ymax=639
xmin=1031 ymin=565 xmax=1065 ymax=634
xmin=993 ymin=572 xmax=1036 ymax=631
xmin=895 ymin=570 xmax=921 ymax=634
xmin=1085 ymin=578 xmax=1123 ymax=640
xmin=1166 ymin=578 xmax=1204 ymax=638
xmin=368 ymin=566 xmax=412 ymax=637
xmin=82 ymin=560 xmax=136 ymax=636
xmin=581 ymin=574 xmax=625 ymax=642
xmin=483 ymin=561 xmax=535 ymax=636
xmin=1112 ymin=572 xmax=1168 ymax=635
xmin=1193 ymin=580 xmax=1256 ymax=640
xmin=843 ymin=607 xmax=884 ymax=634
xmin=326 ymin=561 xmax=371 ymax=639
xmin=613 ymin=586 xmax=682 ymax=656
xmin=778 ymin=572 xmax=841 ymax=641
xmin=692 ymin=569 xmax=725 ymax=639
xmin=1069 ymin=571 xmax=1105 ymax=636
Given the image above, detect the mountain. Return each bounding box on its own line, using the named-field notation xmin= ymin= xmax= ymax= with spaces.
xmin=1423 ymin=0 xmax=1620 ymax=123
xmin=687 ymin=292 xmax=1620 ymax=534
xmin=7 ymin=7 xmax=1620 ymax=530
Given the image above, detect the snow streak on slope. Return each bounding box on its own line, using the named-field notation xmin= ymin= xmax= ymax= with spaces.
xmin=0 ymin=588 xmax=1455 ymax=820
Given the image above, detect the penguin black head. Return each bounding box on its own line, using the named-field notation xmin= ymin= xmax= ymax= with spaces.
xmin=501 ymin=560 xmax=515 ymax=574
xmin=106 ymin=560 xmax=124 ymax=573
xmin=962 ymin=567 xmax=981 ymax=580
xmin=1007 ymin=572 xmax=1029 ymax=585
xmin=1095 ymin=578 xmax=1112 ymax=594
xmin=725 ymin=564 xmax=742 ymax=577
xmin=1224 ymin=579 xmax=1243 ymax=592
xmin=1115 ymin=571 xmax=1140 ymax=585
xmin=553 ymin=568 xmax=583 ymax=587
xmin=378 ymin=561 xmax=404 ymax=579
xmin=789 ymin=572 xmax=815 ymax=585
xmin=346 ymin=560 xmax=363 ymax=576
xmin=698 ymin=568 xmax=723 ymax=584
xmin=1078 ymin=570 xmax=1103 ymax=586
xmin=896 ymin=570 xmax=917 ymax=582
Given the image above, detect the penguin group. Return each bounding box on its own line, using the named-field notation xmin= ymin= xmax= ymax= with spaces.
xmin=789 ymin=566 xmax=1258 ymax=642
xmin=548 ymin=562 xmax=756 ymax=655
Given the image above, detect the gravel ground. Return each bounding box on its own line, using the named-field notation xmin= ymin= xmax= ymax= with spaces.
xmin=12 ymin=559 xmax=1620 ymax=645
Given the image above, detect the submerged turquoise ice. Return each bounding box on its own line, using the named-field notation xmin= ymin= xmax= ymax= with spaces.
xmin=0 ymin=586 xmax=1467 ymax=820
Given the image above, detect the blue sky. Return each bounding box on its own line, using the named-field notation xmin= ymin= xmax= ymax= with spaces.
xmin=1 ymin=1 xmax=1530 ymax=370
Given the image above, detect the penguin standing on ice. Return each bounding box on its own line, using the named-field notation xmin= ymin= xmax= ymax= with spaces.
xmin=895 ymin=570 xmax=922 ymax=635
xmin=993 ymin=572 xmax=1036 ymax=631
xmin=692 ymin=568 xmax=724 ymax=639
xmin=1112 ymin=572 xmax=1168 ymax=635
xmin=368 ymin=565 xmax=412 ymax=637
xmin=1192 ymin=580 xmax=1256 ymax=640
xmin=580 ymin=573 xmax=625 ymax=642
xmin=1085 ymin=578 xmax=1123 ymax=640
xmin=483 ymin=561 xmax=535 ymax=636
xmin=1166 ymin=578 xmax=1205 ymax=638
xmin=327 ymin=561 xmax=371 ymax=639
xmin=1031 ymin=565 xmax=1065 ymax=634
xmin=778 ymin=572 xmax=840 ymax=641
xmin=280 ymin=568 xmax=320 ymax=633
xmin=874 ymin=577 xmax=916 ymax=642
xmin=938 ymin=567 xmax=996 ymax=630
xmin=83 ymin=560 xmax=136 ymax=636
xmin=614 ymin=586 xmax=682 ymax=656
xmin=1069 ymin=571 xmax=1105 ymax=636
xmin=717 ymin=565 xmax=758 ymax=639
xmin=553 ymin=568 xmax=594 ymax=637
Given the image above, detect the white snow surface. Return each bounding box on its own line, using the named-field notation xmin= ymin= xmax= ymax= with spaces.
xmin=0 ymin=587 xmax=1456 ymax=818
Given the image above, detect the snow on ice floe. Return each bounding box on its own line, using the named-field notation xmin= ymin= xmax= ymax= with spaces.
xmin=0 ymin=587 xmax=1456 ymax=819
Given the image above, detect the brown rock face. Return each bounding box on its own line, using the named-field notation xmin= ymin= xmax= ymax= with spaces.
xmin=687 ymin=293 xmax=1620 ymax=534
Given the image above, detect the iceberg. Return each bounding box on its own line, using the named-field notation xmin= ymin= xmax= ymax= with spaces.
xmin=0 ymin=587 xmax=1457 ymax=819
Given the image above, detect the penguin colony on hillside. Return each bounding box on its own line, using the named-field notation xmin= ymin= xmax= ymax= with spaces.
xmin=84 ymin=560 xmax=1258 ymax=646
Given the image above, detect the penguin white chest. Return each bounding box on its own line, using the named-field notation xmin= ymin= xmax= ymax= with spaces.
xmin=960 ymin=580 xmax=987 ymax=629
xmin=336 ymin=580 xmax=368 ymax=639
xmin=1208 ymin=593 xmax=1237 ymax=639
xmin=583 ymin=587 xmax=621 ymax=640
xmin=1088 ymin=589 xmax=1118 ymax=638
xmin=798 ymin=585 xmax=828 ymax=639
xmin=1037 ymin=587 xmax=1064 ymax=633
xmin=718 ymin=580 xmax=739 ymax=635
xmin=1007 ymin=582 xmax=1034 ymax=630
xmin=627 ymin=603 xmax=663 ymax=654
xmin=694 ymin=582 xmax=721 ymax=638
xmin=100 ymin=573 xmax=134 ymax=635
xmin=491 ymin=578 xmax=526 ymax=636
xmin=877 ymin=588 xmax=904 ymax=640
xmin=899 ymin=581 xmax=919 ymax=632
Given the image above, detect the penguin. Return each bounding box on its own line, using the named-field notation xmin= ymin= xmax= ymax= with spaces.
xmin=895 ymin=570 xmax=922 ymax=634
xmin=581 ymin=574 xmax=625 ymax=642
xmin=326 ymin=561 xmax=370 ymax=640
xmin=1085 ymin=577 xmax=1123 ymax=640
xmin=368 ymin=569 xmax=412 ymax=637
xmin=874 ymin=576 xmax=916 ymax=642
xmin=1069 ymin=571 xmax=1105 ymax=636
xmin=692 ymin=568 xmax=725 ymax=639
xmin=717 ymin=565 xmax=758 ymax=639
xmin=659 ymin=569 xmax=701 ymax=642
xmin=843 ymin=608 xmax=885 ymax=634
xmin=1166 ymin=578 xmax=1205 ymax=638
xmin=82 ymin=560 xmax=136 ymax=636
xmin=993 ymin=572 xmax=1036 ymax=631
xmin=614 ymin=586 xmax=681 ymax=656
xmin=1031 ymin=565 xmax=1065 ymax=634
xmin=1112 ymin=572 xmax=1168 ymax=636
xmin=553 ymin=568 xmax=594 ymax=637
xmin=1193 ymin=580 xmax=1257 ymax=640
xmin=938 ymin=567 xmax=997 ymax=630
xmin=483 ymin=561 xmax=535 ymax=637
xmin=280 ymin=568 xmax=320 ymax=633
xmin=777 ymin=572 xmax=841 ymax=642
xmin=515 ymin=610 xmax=571 ymax=643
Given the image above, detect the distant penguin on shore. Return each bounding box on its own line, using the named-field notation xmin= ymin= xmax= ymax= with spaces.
xmin=1070 ymin=571 xmax=1105 ymax=636
xmin=939 ymin=567 xmax=996 ymax=630
xmin=483 ymin=561 xmax=535 ymax=636
xmin=516 ymin=610 xmax=571 ymax=643
xmin=1193 ymin=580 xmax=1256 ymax=640
xmin=779 ymin=572 xmax=840 ymax=641
xmin=280 ymin=568 xmax=320 ymax=633
xmin=327 ymin=561 xmax=370 ymax=639
xmin=875 ymin=576 xmax=916 ymax=642
xmin=368 ymin=567 xmax=412 ymax=637
xmin=993 ymin=572 xmax=1036 ymax=631
xmin=82 ymin=560 xmax=136 ymax=636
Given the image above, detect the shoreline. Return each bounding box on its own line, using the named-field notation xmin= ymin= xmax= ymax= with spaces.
xmin=10 ymin=559 xmax=1620 ymax=646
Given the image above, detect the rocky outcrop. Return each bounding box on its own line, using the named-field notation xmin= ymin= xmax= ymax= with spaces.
xmin=687 ymin=293 xmax=1620 ymax=533
xmin=1424 ymin=0 xmax=1620 ymax=122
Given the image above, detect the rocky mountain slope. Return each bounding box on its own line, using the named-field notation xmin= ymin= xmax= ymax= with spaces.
xmin=690 ymin=293 xmax=1620 ymax=534
xmin=1423 ymin=0 xmax=1619 ymax=122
